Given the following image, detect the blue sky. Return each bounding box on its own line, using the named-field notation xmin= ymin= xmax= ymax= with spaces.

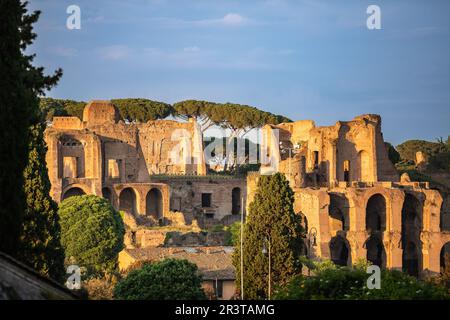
xmin=29 ymin=0 xmax=450 ymax=145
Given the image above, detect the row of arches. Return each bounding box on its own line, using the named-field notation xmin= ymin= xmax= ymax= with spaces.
xmin=62 ymin=186 xmax=164 ymax=219
xmin=328 ymin=234 xmax=450 ymax=276
xmin=326 ymin=192 xmax=430 ymax=277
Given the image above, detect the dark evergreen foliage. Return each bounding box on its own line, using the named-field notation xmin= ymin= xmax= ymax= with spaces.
xmin=18 ymin=123 xmax=65 ymax=282
xmin=0 ymin=0 xmax=61 ymax=254
xmin=233 ymin=173 xmax=305 ymax=299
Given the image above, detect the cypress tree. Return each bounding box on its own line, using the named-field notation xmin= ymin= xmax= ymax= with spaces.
xmin=233 ymin=173 xmax=305 ymax=299
xmin=0 ymin=0 xmax=61 ymax=254
xmin=18 ymin=123 xmax=65 ymax=282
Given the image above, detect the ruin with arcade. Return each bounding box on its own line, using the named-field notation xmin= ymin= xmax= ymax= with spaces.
xmin=44 ymin=100 xmax=450 ymax=277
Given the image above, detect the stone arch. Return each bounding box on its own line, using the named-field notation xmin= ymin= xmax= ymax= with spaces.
xmin=366 ymin=194 xmax=386 ymax=233
xmin=365 ymin=235 xmax=386 ymax=268
xmin=440 ymin=192 xmax=450 ymax=231
xmin=401 ymin=193 xmax=423 ymax=276
xmin=102 ymin=187 xmax=113 ymax=204
xmin=146 ymin=188 xmax=163 ymax=219
xmin=358 ymin=150 xmax=372 ymax=182
xmin=62 ymin=187 xmax=86 ymax=200
xmin=330 ymin=235 xmax=351 ymax=266
xmin=329 ymin=193 xmax=349 ymax=233
xmin=232 ymin=187 xmax=241 ymax=215
xmin=403 ymin=241 xmax=419 ymax=277
xmin=343 ymin=160 xmax=351 ymax=182
xmin=440 ymin=242 xmax=450 ymax=273
xmin=119 ymin=187 xmax=138 ymax=215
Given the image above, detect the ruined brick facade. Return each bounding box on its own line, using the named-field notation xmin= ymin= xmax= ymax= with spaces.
xmin=45 ymin=101 xmax=245 ymax=226
xmin=251 ymin=115 xmax=450 ymax=276
xmin=45 ymin=101 xmax=450 ymax=277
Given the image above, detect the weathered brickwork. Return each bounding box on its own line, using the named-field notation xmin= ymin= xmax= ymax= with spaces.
xmin=45 ymin=101 xmax=450 ymax=277
xmin=251 ymin=114 xmax=450 ymax=276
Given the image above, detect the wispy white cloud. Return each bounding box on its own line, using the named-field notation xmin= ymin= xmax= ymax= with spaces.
xmin=196 ymin=13 xmax=248 ymax=27
xmin=138 ymin=46 xmax=289 ymax=70
xmin=96 ymin=45 xmax=132 ymax=60
xmin=183 ymin=46 xmax=201 ymax=52
xmin=152 ymin=13 xmax=251 ymax=28
xmin=48 ymin=46 xmax=77 ymax=57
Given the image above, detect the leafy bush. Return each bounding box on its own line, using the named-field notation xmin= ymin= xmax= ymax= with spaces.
xmin=385 ymin=142 xmax=400 ymax=165
xmin=58 ymin=195 xmax=124 ymax=277
xmin=397 ymin=140 xmax=444 ymax=163
xmin=429 ymin=151 xmax=450 ymax=172
xmin=83 ymin=274 xmax=119 ymax=300
xmin=114 ymin=259 xmax=206 ymax=300
xmin=274 ymin=259 xmax=449 ymax=300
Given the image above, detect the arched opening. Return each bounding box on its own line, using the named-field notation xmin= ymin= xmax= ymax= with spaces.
xmin=329 ymin=193 xmax=349 ymax=232
xmin=343 ymin=160 xmax=350 ymax=182
xmin=440 ymin=193 xmax=450 ymax=231
xmin=329 ymin=207 xmax=345 ymax=234
xmin=330 ymin=236 xmax=350 ymax=266
xmin=119 ymin=188 xmax=137 ymax=215
xmin=232 ymin=187 xmax=241 ymax=215
xmin=402 ymin=242 xmax=419 ymax=277
xmin=146 ymin=188 xmax=163 ymax=219
xmin=366 ymin=194 xmax=386 ymax=233
xmin=313 ymin=151 xmax=319 ymax=169
xmin=60 ymin=136 xmax=85 ymax=178
xmin=62 ymin=187 xmax=86 ymax=200
xmin=366 ymin=235 xmax=386 ymax=268
xmin=440 ymin=242 xmax=450 ymax=273
xmin=401 ymin=193 xmax=423 ymax=276
xmin=358 ymin=150 xmax=371 ymax=182
xmin=102 ymin=187 xmax=113 ymax=204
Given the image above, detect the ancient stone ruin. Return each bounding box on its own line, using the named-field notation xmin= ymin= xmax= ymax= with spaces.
xmin=45 ymin=100 xmax=450 ymax=277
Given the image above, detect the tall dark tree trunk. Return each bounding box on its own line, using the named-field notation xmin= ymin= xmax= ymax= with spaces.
xmin=0 ymin=0 xmax=61 ymax=255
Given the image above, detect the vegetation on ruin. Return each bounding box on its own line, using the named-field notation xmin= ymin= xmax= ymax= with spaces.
xmin=173 ymin=100 xmax=291 ymax=132
xmin=233 ymin=173 xmax=305 ymax=299
xmin=39 ymin=98 xmax=86 ymax=121
xmin=396 ymin=137 xmax=450 ymax=172
xmin=0 ymin=0 xmax=62 ymax=255
xmin=113 ymin=258 xmax=206 ymax=300
xmin=17 ymin=123 xmax=65 ymax=282
xmin=111 ymin=98 xmax=173 ymax=122
xmin=274 ymin=259 xmax=449 ymax=300
xmin=431 ymin=254 xmax=450 ymax=290
xmin=58 ymin=195 xmax=125 ymax=277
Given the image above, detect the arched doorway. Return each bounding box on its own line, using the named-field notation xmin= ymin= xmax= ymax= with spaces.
xmin=102 ymin=187 xmax=113 ymax=204
xmin=119 ymin=188 xmax=137 ymax=215
xmin=440 ymin=242 xmax=450 ymax=273
xmin=329 ymin=193 xmax=349 ymax=232
xmin=403 ymin=242 xmax=419 ymax=277
xmin=401 ymin=193 xmax=422 ymax=277
xmin=343 ymin=160 xmax=350 ymax=182
xmin=330 ymin=236 xmax=350 ymax=266
xmin=366 ymin=235 xmax=386 ymax=268
xmin=366 ymin=194 xmax=386 ymax=233
xmin=62 ymin=187 xmax=86 ymax=200
xmin=146 ymin=188 xmax=163 ymax=219
xmin=232 ymin=187 xmax=241 ymax=215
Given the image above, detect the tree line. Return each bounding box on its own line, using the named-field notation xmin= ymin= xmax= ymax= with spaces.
xmin=40 ymin=98 xmax=291 ymax=131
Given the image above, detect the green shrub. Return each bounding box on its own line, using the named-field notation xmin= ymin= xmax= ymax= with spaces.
xmin=58 ymin=195 xmax=124 ymax=277
xmin=274 ymin=260 xmax=449 ymax=300
xmin=114 ymin=259 xmax=206 ymax=300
